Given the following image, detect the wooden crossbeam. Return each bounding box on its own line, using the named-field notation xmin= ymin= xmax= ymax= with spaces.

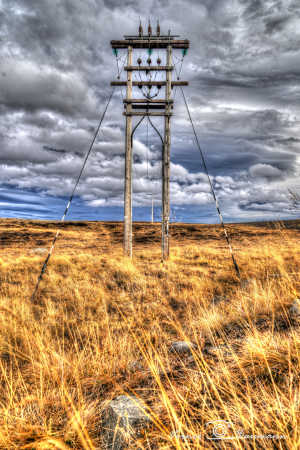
xmin=124 ymin=66 xmax=174 ymax=71
xmin=123 ymin=99 xmax=173 ymax=103
xmin=131 ymin=104 xmax=167 ymax=110
xmin=124 ymin=35 xmax=180 ymax=39
xmin=111 ymin=81 xmax=188 ymax=86
xmin=123 ymin=112 xmax=172 ymax=116
xmin=111 ymin=39 xmax=189 ymax=49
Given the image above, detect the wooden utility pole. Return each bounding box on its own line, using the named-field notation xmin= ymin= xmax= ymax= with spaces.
xmin=111 ymin=22 xmax=189 ymax=259
xmin=162 ymin=43 xmax=172 ymax=259
xmin=124 ymin=45 xmax=133 ymax=257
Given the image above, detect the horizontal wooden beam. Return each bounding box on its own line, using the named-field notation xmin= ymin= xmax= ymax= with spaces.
xmin=111 ymin=81 xmax=188 ymax=87
xmin=124 ymin=66 xmax=173 ymax=71
xmin=131 ymin=104 xmax=167 ymax=110
xmin=113 ymin=44 xmax=189 ymax=49
xmin=123 ymin=112 xmax=173 ymax=117
xmin=123 ymin=99 xmax=173 ymax=103
xmin=124 ymin=35 xmax=180 ymax=39
xmin=111 ymin=39 xmax=189 ymax=49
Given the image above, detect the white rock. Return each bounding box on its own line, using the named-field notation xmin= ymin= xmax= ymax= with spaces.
xmin=290 ymin=299 xmax=300 ymax=318
xmin=170 ymin=341 xmax=196 ymax=355
xmin=128 ymin=360 xmax=143 ymax=372
xmin=102 ymin=395 xmax=150 ymax=449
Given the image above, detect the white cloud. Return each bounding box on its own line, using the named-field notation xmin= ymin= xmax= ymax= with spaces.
xmin=249 ymin=163 xmax=282 ymax=178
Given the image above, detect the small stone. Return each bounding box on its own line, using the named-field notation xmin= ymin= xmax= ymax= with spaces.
xmin=128 ymin=360 xmax=143 ymax=372
xmin=102 ymin=395 xmax=150 ymax=449
xmin=32 ymin=247 xmax=48 ymax=255
xmin=170 ymin=341 xmax=196 ymax=355
xmin=290 ymin=299 xmax=300 ymax=318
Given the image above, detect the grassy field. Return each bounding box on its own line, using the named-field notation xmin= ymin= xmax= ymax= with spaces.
xmin=0 ymin=218 xmax=299 ymax=449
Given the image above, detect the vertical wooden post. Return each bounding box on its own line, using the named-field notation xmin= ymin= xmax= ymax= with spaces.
xmin=162 ymin=44 xmax=172 ymax=260
xmin=124 ymin=45 xmax=133 ymax=257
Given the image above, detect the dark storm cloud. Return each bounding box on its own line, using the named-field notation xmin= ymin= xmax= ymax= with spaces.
xmin=241 ymin=0 xmax=264 ymax=19
xmin=0 ymin=0 xmax=300 ymax=221
xmin=264 ymin=15 xmax=290 ymax=34
xmin=0 ymin=58 xmax=97 ymax=116
xmin=103 ymin=0 xmax=137 ymax=8
xmin=22 ymin=112 xmax=59 ymax=129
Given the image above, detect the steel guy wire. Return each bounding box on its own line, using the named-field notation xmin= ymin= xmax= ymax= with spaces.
xmin=30 ymin=86 xmax=116 ymax=302
xmin=173 ymin=55 xmax=185 ymax=101
xmin=180 ymin=87 xmax=241 ymax=279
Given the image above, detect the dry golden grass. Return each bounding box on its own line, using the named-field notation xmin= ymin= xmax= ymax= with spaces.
xmin=0 ymin=218 xmax=299 ymax=449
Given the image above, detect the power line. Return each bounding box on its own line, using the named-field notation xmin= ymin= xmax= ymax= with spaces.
xmin=180 ymin=87 xmax=241 ymax=279
xmin=30 ymin=87 xmax=116 ymax=302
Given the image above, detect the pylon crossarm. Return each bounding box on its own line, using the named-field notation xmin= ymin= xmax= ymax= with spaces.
xmin=111 ymin=81 xmax=188 ymax=86
xmin=111 ymin=40 xmax=189 ymax=49
xmin=125 ymin=66 xmax=174 ymax=71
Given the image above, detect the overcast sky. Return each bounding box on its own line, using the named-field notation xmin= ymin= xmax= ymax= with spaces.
xmin=1 ymin=0 xmax=300 ymax=223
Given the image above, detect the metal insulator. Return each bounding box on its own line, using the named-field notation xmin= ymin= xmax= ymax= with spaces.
xmin=147 ymin=57 xmax=152 ymax=65
xmin=139 ymin=20 xmax=143 ymax=37
xmin=148 ymin=19 xmax=152 ymax=36
xmin=157 ymin=19 xmax=160 ymax=36
xmin=157 ymin=57 xmax=161 ymax=65
xmin=137 ymin=58 xmax=142 ymax=65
